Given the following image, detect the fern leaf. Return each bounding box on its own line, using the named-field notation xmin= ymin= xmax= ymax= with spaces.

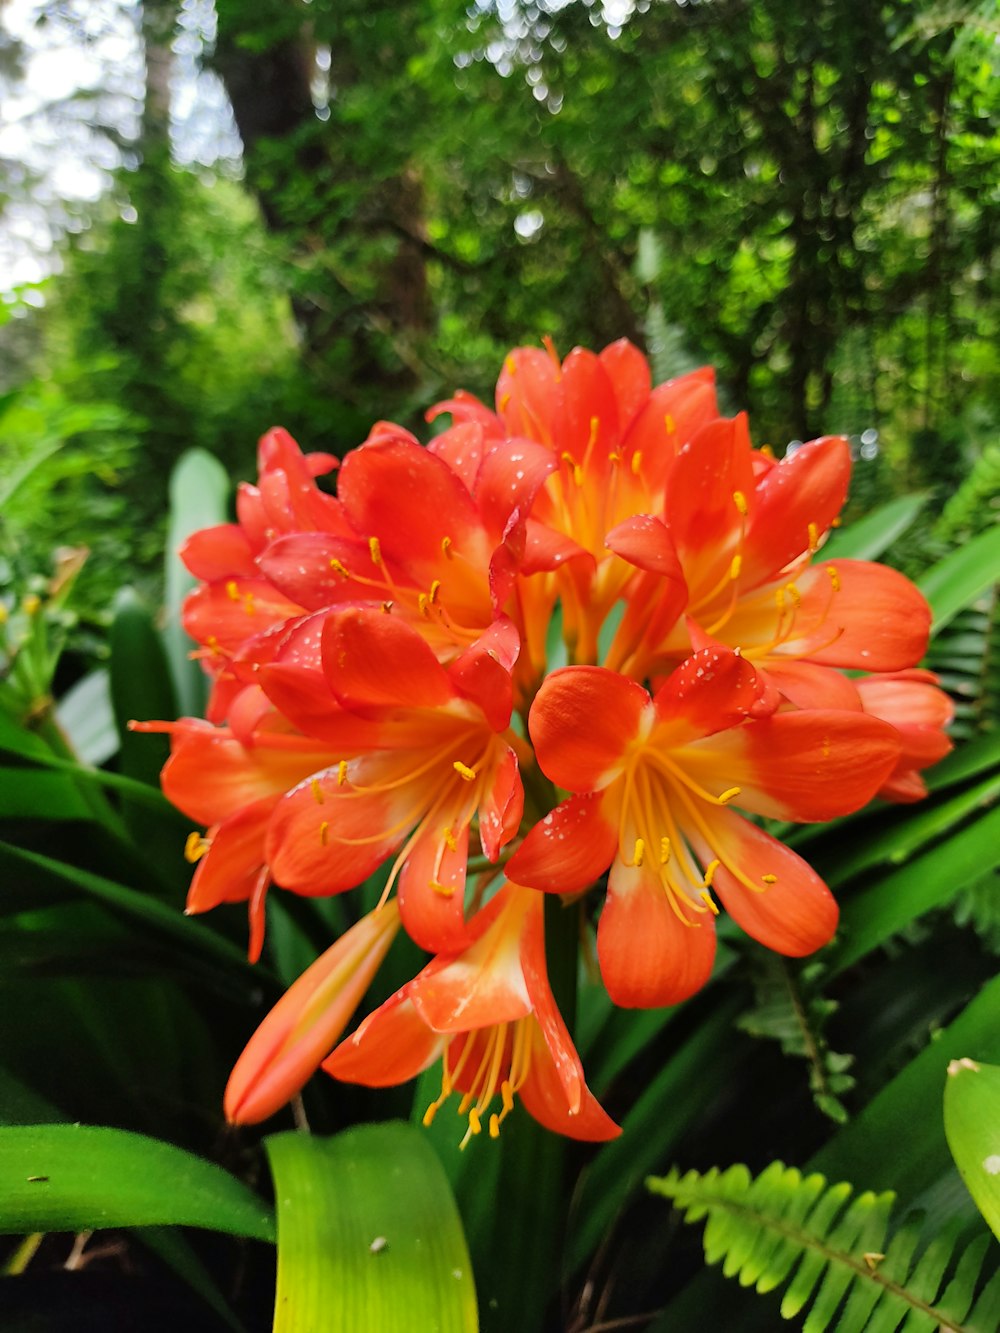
xmin=649 ymin=1161 xmax=998 ymax=1331
xmin=738 ymin=952 xmax=855 ymax=1122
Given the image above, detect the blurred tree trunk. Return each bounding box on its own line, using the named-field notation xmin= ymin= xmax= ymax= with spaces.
xmin=210 ymin=1 xmax=431 ymax=417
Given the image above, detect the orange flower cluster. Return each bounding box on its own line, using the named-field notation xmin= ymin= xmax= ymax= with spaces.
xmin=139 ymin=340 xmax=950 ymax=1142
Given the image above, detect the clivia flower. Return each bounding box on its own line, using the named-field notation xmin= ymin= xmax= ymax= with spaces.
xmin=143 ymin=336 xmax=950 ymax=1139
xmin=508 ymin=646 xmax=901 ymax=1007
xmin=323 ymin=883 xmax=619 ymax=1143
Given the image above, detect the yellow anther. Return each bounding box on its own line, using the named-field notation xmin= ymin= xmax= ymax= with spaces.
xmin=329 ymin=558 xmax=350 ymax=577
xmin=608 ymin=451 xmax=622 ymax=465
xmin=418 ymin=593 xmax=430 ymax=618
xmin=442 ymin=827 xmax=458 ymax=853
xmin=368 ymin=535 xmax=383 ymax=566
xmin=785 ymin=582 xmax=801 ymax=608
xmin=225 ymin=580 xmax=240 ymax=601
xmin=430 ymin=880 xmax=456 ymax=898
xmin=760 ymin=444 xmax=776 ymax=460
xmin=826 ymin=564 xmax=841 ymax=592
xmin=498 ymin=392 xmax=511 ymax=413
xmin=703 ymin=858 xmax=721 ymax=887
xmin=243 ymin=592 xmax=256 ymax=615
xmin=664 ymin=413 xmax=676 ymax=434
xmin=588 ymin=416 xmax=600 ymax=449
xmin=807 ymin=521 xmax=819 ymax=553
xmin=632 ymin=838 xmax=645 ymax=868
xmin=319 ymin=821 xmax=329 ymax=846
xmin=729 ymin=553 xmax=742 ymax=581
xmin=699 ymin=888 xmax=720 ymax=915
xmin=468 ymin=1107 xmax=483 ymax=1136
xmin=761 ymin=873 xmax=778 ymax=885
xmin=775 ymin=586 xmax=786 ymax=612
xmin=489 ymin=1113 xmax=501 ymax=1139
xmin=718 ymin=786 xmax=741 ymax=804
xmin=441 ymin=536 xmax=454 ymax=559
xmin=660 ymin=836 xmax=671 ymax=865
xmin=733 ymin=490 xmax=748 ymax=516
xmin=184 ymin=831 xmax=209 ymax=863
xmin=505 ymin=356 xmax=516 ymax=377
xmin=422 ymin=1102 xmax=439 ymax=1127
xmin=560 ymin=451 xmax=583 ymax=486
xmin=501 ymin=1080 xmax=514 ymax=1113
xmin=337 ymin=759 xmax=349 ymax=786
xmin=429 ymin=579 xmax=441 ymax=605
xmin=310 ymin=777 xmax=324 ymax=804
xmin=831 ymin=516 xmax=842 ymax=528
xmin=453 ymin=761 xmax=476 ymax=782
xmin=630 ymin=449 xmax=643 ymax=475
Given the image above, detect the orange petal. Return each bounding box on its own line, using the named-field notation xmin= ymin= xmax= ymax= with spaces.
xmin=529 ymin=667 xmax=647 ymax=790
xmin=678 ymin=710 xmax=901 ymax=821
xmin=224 ymin=902 xmax=401 ymax=1124
xmin=519 ymin=1018 xmax=621 ymax=1142
xmin=507 ymin=794 xmax=618 ymax=893
xmin=323 ymin=993 xmax=445 ymax=1086
xmin=397 ymin=822 xmax=471 ymax=955
xmin=653 ymin=645 xmax=767 ymax=741
xmin=322 ymin=607 xmax=453 ymax=712
xmin=598 ymin=859 xmax=717 ymax=1008
xmin=697 ymin=811 xmax=838 ymax=956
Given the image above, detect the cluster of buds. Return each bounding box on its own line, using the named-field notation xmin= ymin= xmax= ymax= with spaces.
xmin=138 ymin=340 xmax=951 ymax=1143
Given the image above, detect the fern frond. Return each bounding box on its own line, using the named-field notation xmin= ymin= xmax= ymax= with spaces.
xmin=648 ymin=1160 xmax=999 ymax=1331
xmin=954 ymin=869 xmax=1000 ymax=954
xmin=737 ymin=953 xmax=855 ymax=1123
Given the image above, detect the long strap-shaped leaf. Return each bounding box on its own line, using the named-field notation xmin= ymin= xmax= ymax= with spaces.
xmin=945 ymin=1058 xmax=1000 ymax=1243
xmin=0 ymin=1124 xmax=274 ymax=1240
xmin=649 ymin=1161 xmax=1000 ymax=1332
xmin=265 ymin=1123 xmax=478 ymax=1333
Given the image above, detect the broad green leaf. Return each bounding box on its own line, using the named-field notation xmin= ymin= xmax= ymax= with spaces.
xmin=830 ymin=803 xmax=1000 ymax=974
xmin=0 ymin=1124 xmax=274 ymax=1239
xmin=164 ymin=448 xmax=230 ymax=717
xmin=944 ymin=1058 xmax=1000 ymax=1242
xmin=0 ymin=709 xmax=54 ymax=763
xmin=823 ymin=492 xmax=928 ymax=562
xmin=919 ymin=525 xmax=1000 ymax=633
xmin=0 ymin=766 xmax=92 ymax=820
xmin=265 ymin=1124 xmax=477 ymax=1333
xmin=811 ymin=973 xmax=1000 ymax=1206
xmin=54 ymin=668 xmax=118 ymax=767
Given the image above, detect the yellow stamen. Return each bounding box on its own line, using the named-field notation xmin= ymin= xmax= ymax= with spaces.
xmin=588 ymin=416 xmax=600 ymax=449
xmin=310 ymin=778 xmax=324 ymax=804
xmin=430 ymin=880 xmax=456 ymax=898
xmin=453 ymin=761 xmax=477 ymax=782
xmin=703 ymin=858 xmax=721 ymax=887
xmin=489 ymin=1113 xmax=501 ymax=1139
xmin=699 ymin=888 xmax=720 ymax=915
xmin=429 ymin=579 xmax=441 ymax=604
xmin=501 ymin=1080 xmax=514 ymax=1113
xmin=760 ymin=444 xmax=776 ymax=460
xmin=608 ymin=451 xmax=621 ymax=465
xmin=729 ymin=553 xmax=742 ymax=580
xmin=733 ymin=490 xmax=748 ymax=516
xmin=808 ymin=521 xmax=819 ymax=553
xmin=243 ymin=593 xmax=256 ymax=615
xmin=505 ymin=356 xmax=516 ymax=377
xmin=660 ymin=836 xmax=671 ymax=864
xmin=441 ymin=536 xmax=454 ymax=560
xmin=826 ymin=564 xmax=841 ymax=592
xmin=761 ymin=873 xmax=778 ymax=885
xmin=442 ymin=827 xmax=458 ymax=853
xmin=632 ymin=837 xmax=645 ymax=867
xmin=498 ymin=392 xmax=511 ymax=412
xmin=785 ymin=582 xmax=801 ymax=608
xmin=560 ymin=451 xmax=583 ymax=486
xmin=468 ymin=1107 xmax=483 ymax=1136
xmin=630 ymin=450 xmax=643 ymax=475
xmin=319 ymin=821 xmax=329 ymax=846
xmin=831 ymin=516 xmax=842 ymax=528
xmin=368 ymin=536 xmax=383 ymax=566
xmin=664 ymin=413 xmax=676 ymax=434
xmin=337 ymin=760 xmax=349 ymax=786
xmin=225 ymin=580 xmax=240 ymax=601
xmin=422 ymin=1102 xmax=439 ymax=1127
xmin=718 ymin=786 xmax=741 ymax=804
xmin=329 ymin=558 xmax=350 ymax=577
xmin=184 ymin=832 xmax=209 ymax=863
xmin=418 ymin=593 xmax=430 ymax=618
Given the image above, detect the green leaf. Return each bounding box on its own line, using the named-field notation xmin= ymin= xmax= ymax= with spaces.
xmin=164 ymin=448 xmax=230 ymax=717
xmin=648 ymin=1160 xmax=998 ymax=1332
xmin=54 ymin=668 xmax=118 ymax=767
xmin=919 ymin=525 xmax=1000 ymax=634
xmin=0 ymin=766 xmax=92 ymax=820
xmin=0 ymin=1124 xmax=274 ymax=1239
xmin=945 ymin=1058 xmax=1000 ymax=1243
xmin=265 ymin=1124 xmax=477 ymax=1333
xmin=823 ymin=492 xmax=928 ymax=562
